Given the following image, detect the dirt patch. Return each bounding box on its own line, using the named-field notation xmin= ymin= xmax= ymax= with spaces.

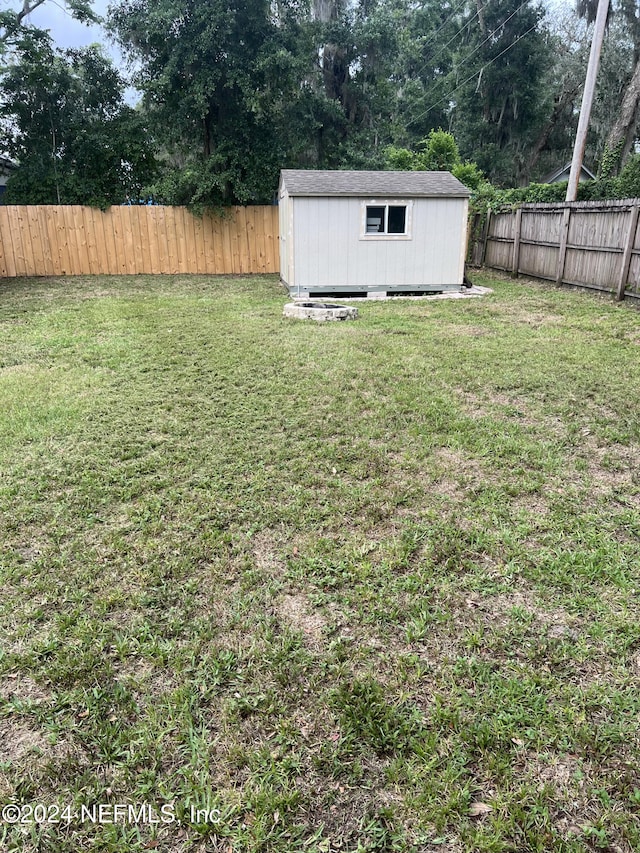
xmin=509 ymin=493 xmax=549 ymax=518
xmin=454 ymin=387 xmax=542 ymax=428
xmin=490 ymin=302 xmax=565 ymax=327
xmin=0 ymin=719 xmax=52 ymax=763
xmin=429 ymin=447 xmax=487 ymax=502
xmin=580 ymin=439 xmax=640 ymax=495
xmin=464 ymin=589 xmax=577 ymax=635
xmin=278 ymin=594 xmax=326 ymax=646
xmin=251 ymin=529 xmax=287 ymax=575
xmin=0 ymin=673 xmax=51 ymax=705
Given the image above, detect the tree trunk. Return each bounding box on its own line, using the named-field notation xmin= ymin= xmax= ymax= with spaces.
xmin=605 ymin=58 xmax=640 ymax=173
xmin=526 ymin=85 xmax=582 ymax=178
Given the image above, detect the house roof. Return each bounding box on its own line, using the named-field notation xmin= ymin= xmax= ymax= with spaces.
xmin=280 ymin=169 xmax=471 ymax=198
xmin=542 ymin=162 xmax=596 ymax=183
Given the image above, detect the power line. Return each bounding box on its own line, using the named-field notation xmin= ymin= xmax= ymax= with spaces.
xmin=417 ymin=0 xmax=473 ymax=59
xmin=406 ymin=20 xmax=539 ymax=129
xmin=456 ymin=0 xmax=533 ymax=72
xmin=415 ymin=7 xmax=481 ymax=77
xmin=406 ymin=0 xmax=534 ymax=126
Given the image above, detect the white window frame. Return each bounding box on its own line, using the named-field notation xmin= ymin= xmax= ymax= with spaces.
xmin=360 ymin=199 xmax=413 ymax=240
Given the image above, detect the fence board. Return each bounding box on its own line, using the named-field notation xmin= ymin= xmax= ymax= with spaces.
xmin=0 ymin=204 xmax=280 ymax=278
xmin=104 ymin=208 xmax=121 ymax=275
xmin=72 ymin=206 xmax=89 ymax=274
xmin=627 ymin=254 xmax=640 ymax=293
xmin=27 ymin=205 xmax=47 ymax=276
xmin=474 ymin=198 xmax=640 ymax=302
xmin=519 ymin=244 xmax=558 ymax=280
xmin=85 ymin=207 xmax=99 ymax=274
xmin=174 ymin=207 xmax=189 ymax=273
xmin=11 ymin=207 xmax=29 ymax=276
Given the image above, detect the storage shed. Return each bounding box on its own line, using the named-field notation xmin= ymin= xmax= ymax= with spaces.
xmin=279 ymin=169 xmax=471 ymax=298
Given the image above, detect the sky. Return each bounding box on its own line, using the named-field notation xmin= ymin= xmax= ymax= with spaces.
xmin=27 ymin=0 xmax=113 ymax=50
xmin=24 ymin=0 xmax=137 ymax=99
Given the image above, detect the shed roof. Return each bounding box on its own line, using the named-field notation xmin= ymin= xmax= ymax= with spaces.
xmin=280 ymin=169 xmax=471 ymax=198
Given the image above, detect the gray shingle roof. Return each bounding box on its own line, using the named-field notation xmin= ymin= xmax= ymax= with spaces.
xmin=280 ymin=169 xmax=470 ymax=198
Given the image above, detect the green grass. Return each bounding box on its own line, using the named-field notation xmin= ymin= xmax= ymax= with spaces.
xmin=1 ymin=271 xmax=640 ymax=852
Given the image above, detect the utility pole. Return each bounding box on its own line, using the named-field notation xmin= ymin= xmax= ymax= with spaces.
xmin=566 ymin=0 xmax=609 ymax=202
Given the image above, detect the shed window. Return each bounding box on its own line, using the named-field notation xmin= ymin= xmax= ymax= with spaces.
xmin=363 ymin=203 xmax=410 ymax=237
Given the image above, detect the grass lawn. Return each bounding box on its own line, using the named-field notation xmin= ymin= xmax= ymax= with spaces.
xmin=1 ymin=272 xmax=640 ymax=853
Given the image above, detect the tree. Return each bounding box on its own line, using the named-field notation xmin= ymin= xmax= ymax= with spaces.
xmin=0 ymin=35 xmax=158 ymax=206
xmin=577 ymin=0 xmax=640 ymax=174
xmin=0 ymin=0 xmax=96 ymax=54
xmin=448 ymin=0 xmax=552 ymax=185
xmin=108 ymin=0 xmax=331 ymax=207
xmin=384 ymin=129 xmax=485 ymax=190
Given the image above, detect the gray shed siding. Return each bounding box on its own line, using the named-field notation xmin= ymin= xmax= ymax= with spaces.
xmin=278 ymin=185 xmax=293 ymax=287
xmin=290 ymin=196 xmax=467 ymax=291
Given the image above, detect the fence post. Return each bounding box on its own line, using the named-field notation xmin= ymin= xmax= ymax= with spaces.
xmin=481 ymin=209 xmax=492 ymax=266
xmin=556 ymin=206 xmax=571 ymax=287
xmin=512 ymin=207 xmax=523 ymax=278
xmin=616 ymin=204 xmax=640 ymax=302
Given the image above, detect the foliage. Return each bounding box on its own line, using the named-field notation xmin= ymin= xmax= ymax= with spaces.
xmin=108 ymin=0 xmax=330 ymax=208
xmin=421 ymin=128 xmax=459 ymax=171
xmin=451 ymin=161 xmax=485 ymax=192
xmin=2 ymin=0 xmax=640 ymax=208
xmin=0 ymin=36 xmax=158 ymax=207
xmin=383 ymin=130 xmax=486 ymax=192
xmin=0 ymin=0 xmax=97 ymax=55
xmin=449 ymin=0 xmax=552 ymax=186
xmin=615 ymin=154 xmax=640 ymax=198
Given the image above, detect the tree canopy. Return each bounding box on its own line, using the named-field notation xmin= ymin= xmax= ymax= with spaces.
xmin=2 ymin=0 xmax=640 ymax=207
xmin=0 ymin=33 xmax=158 ymax=206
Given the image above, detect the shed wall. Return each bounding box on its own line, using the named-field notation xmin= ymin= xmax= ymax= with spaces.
xmin=290 ymin=196 xmax=466 ymax=291
xmin=278 ymin=188 xmax=292 ymax=286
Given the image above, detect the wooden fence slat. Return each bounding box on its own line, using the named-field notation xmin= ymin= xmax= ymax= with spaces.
xmin=481 ymin=210 xmax=492 ymax=266
xmin=222 ymin=211 xmax=233 ymax=273
xmin=191 ymin=212 xmax=206 ymax=274
xmin=0 ymin=210 xmax=9 ymax=277
xmin=143 ymin=207 xmax=160 ymax=275
xmin=104 ymin=208 xmax=120 ymax=275
xmin=229 ymin=208 xmax=241 ymax=274
xmin=0 ymin=203 xmax=277 ymax=278
xmin=111 ymin=208 xmax=128 ymax=274
xmin=512 ymin=207 xmax=523 ymax=278
xmin=167 ymin=207 xmax=181 ymax=274
xmin=616 ymin=204 xmax=640 ymax=301
xmin=44 ymin=207 xmax=63 ymax=275
xmin=93 ymin=207 xmax=110 ymax=274
xmin=128 ymin=206 xmax=144 ymax=275
xmin=70 ymin=206 xmax=87 ymax=274
xmin=185 ymin=207 xmax=199 ymax=273
xmin=263 ymin=206 xmax=274 ymax=272
xmin=249 ymin=207 xmax=260 ymax=273
xmin=556 ymin=207 xmax=571 ymax=286
xmin=0 ymin=209 xmax=17 ymax=277
xmin=200 ymin=212 xmax=215 ymax=274
xmin=26 ymin=205 xmax=47 ymax=276
xmin=124 ymin=206 xmax=138 ymax=275
xmin=8 ymin=207 xmax=28 ymax=276
xmin=174 ymin=207 xmax=188 ymax=273
xmin=38 ymin=205 xmax=56 ymax=276
xmin=215 ymin=213 xmax=227 ymax=273
xmin=86 ymin=206 xmax=99 ymax=274
xmin=155 ymin=207 xmax=171 ymax=274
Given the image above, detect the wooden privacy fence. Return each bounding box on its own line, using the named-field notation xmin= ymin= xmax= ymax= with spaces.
xmin=475 ymin=198 xmax=640 ymax=302
xmin=0 ymin=205 xmax=279 ymax=278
